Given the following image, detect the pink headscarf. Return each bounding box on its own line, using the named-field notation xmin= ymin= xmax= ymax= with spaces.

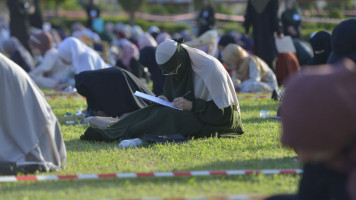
xmin=119 ymin=40 xmax=139 ymax=69
xmin=155 ymin=32 xmax=171 ymax=45
xmin=137 ymin=33 xmax=157 ymax=49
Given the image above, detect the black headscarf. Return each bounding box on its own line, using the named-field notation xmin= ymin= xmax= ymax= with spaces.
xmin=139 ymin=46 xmax=165 ymax=95
xmin=75 ymin=67 xmax=153 ymax=117
xmin=218 ymin=34 xmax=237 ymax=47
xmin=308 ymin=31 xmax=331 ymax=65
xmin=158 ymin=39 xmax=195 ymax=102
xmin=327 ymin=19 xmax=356 ymax=64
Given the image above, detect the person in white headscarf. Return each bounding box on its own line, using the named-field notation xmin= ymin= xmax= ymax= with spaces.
xmin=80 ymin=39 xmax=243 ymax=144
xmin=57 ymin=37 xmax=110 ymax=75
xmin=0 ymin=52 xmax=66 ymax=174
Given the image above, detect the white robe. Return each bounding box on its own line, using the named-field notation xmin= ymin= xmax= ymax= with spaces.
xmin=183 ymin=44 xmax=240 ymax=111
xmin=29 ymin=48 xmax=69 ymax=89
xmin=58 ymin=37 xmax=110 ymax=75
xmin=0 ymin=53 xmax=66 ymax=171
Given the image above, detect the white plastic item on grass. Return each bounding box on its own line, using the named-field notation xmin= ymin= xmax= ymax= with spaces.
xmin=118 ymin=138 xmax=143 ymax=148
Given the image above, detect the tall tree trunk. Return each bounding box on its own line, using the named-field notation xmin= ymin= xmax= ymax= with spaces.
xmin=55 ymin=0 xmax=59 ymax=17
xmin=129 ymin=11 xmax=135 ymax=25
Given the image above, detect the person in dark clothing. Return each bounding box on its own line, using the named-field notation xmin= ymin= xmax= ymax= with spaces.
xmin=266 ymin=59 xmax=356 ymax=200
xmin=138 ymin=46 xmax=165 ymax=95
xmin=75 ymin=67 xmax=153 ymax=118
xmin=281 ymin=0 xmax=302 ymax=39
xmin=243 ymin=0 xmax=281 ymax=70
xmin=217 ymin=34 xmax=237 ymax=63
xmin=218 ymin=34 xmax=237 ymax=51
xmin=7 ymin=0 xmax=33 ymax=53
xmin=292 ymin=38 xmax=313 ymax=66
xmin=84 ymin=2 xmax=101 ymax=30
xmin=308 ymin=31 xmax=331 ymax=65
xmin=28 ymin=0 xmax=43 ymax=29
xmin=327 ymin=19 xmax=356 ymax=64
xmin=197 ymin=0 xmax=215 ymax=37
xmin=80 ymin=39 xmax=243 ymax=143
xmin=2 ymin=37 xmax=34 ymax=72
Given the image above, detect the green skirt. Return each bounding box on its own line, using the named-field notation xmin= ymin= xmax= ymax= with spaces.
xmin=81 ymin=105 xmax=243 ymax=142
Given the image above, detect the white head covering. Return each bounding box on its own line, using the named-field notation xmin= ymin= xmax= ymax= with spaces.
xmin=155 ymin=39 xmax=177 ymax=65
xmin=155 ymin=39 xmax=240 ymax=110
xmin=131 ymin=25 xmax=144 ymax=40
xmin=57 ymin=37 xmax=109 ymax=74
xmin=0 ymin=53 xmax=66 ymax=171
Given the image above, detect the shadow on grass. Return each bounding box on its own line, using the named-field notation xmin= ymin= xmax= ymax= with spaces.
xmin=242 ymin=117 xmax=281 ymax=124
xmin=178 ymin=157 xmax=300 ymax=172
xmin=65 ymin=138 xmax=117 ymax=152
xmin=240 ymin=103 xmax=280 ymax=112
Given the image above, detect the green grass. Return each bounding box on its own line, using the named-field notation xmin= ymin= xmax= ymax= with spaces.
xmin=0 ymin=92 xmax=300 ymax=200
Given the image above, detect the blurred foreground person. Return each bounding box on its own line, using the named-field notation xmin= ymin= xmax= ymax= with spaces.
xmin=0 ymin=52 xmax=66 ymax=174
xmin=267 ymin=58 xmax=356 ymax=200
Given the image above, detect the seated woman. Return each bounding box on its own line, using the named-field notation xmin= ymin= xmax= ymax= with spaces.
xmin=2 ymin=37 xmax=34 ymax=72
xmin=0 ymin=52 xmax=66 ymax=174
xmin=138 ymin=46 xmax=165 ymax=95
xmin=115 ymin=39 xmax=144 ymax=79
xmin=308 ymin=31 xmax=331 ymax=65
xmin=57 ymin=37 xmax=109 ymax=75
xmin=222 ymin=44 xmax=278 ymax=92
xmin=80 ymin=39 xmax=244 ymax=143
xmin=28 ymin=31 xmax=69 ymax=90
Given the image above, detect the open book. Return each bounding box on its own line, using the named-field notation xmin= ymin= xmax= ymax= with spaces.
xmin=134 ymin=91 xmax=183 ymax=111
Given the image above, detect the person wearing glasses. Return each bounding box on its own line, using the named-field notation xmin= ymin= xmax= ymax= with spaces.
xmin=81 ymin=39 xmax=244 ymax=145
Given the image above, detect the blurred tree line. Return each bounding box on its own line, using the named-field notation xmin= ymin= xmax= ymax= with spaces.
xmin=37 ymin=0 xmax=354 ymax=25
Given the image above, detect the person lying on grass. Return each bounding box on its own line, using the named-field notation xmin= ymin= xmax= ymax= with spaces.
xmin=80 ymin=39 xmax=244 ymax=145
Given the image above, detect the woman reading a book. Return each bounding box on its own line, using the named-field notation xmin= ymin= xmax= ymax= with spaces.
xmin=80 ymin=39 xmax=244 ymax=144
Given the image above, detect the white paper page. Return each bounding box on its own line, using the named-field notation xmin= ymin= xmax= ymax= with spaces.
xmin=134 ymin=91 xmax=183 ymax=111
xmin=275 ymin=36 xmax=296 ymax=53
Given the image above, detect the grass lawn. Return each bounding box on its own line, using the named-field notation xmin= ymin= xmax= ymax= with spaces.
xmin=0 ymin=92 xmax=300 ymax=200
